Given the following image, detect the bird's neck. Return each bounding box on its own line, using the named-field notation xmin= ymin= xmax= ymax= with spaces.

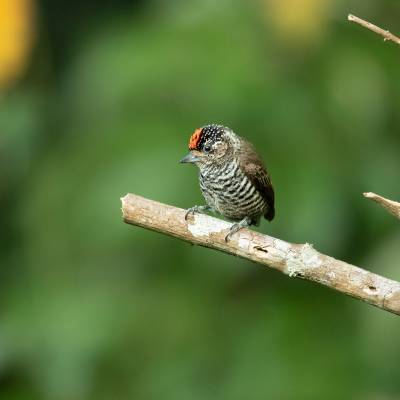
xmin=198 ymin=157 xmax=237 ymax=178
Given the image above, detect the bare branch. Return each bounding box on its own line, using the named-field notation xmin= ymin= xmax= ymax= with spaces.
xmin=348 ymin=14 xmax=400 ymax=45
xmin=121 ymin=193 xmax=400 ymax=316
xmin=364 ymin=192 xmax=400 ymax=220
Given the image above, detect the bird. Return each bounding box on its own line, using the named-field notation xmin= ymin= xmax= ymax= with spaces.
xmin=180 ymin=124 xmax=275 ymax=242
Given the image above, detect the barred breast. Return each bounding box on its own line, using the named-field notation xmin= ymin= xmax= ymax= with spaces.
xmin=199 ymin=160 xmax=268 ymax=222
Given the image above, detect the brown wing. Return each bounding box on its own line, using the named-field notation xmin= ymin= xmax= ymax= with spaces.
xmin=238 ymin=139 xmax=275 ymax=221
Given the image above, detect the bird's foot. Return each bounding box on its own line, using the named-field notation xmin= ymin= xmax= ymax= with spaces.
xmin=225 ymin=217 xmax=253 ymax=242
xmin=184 ymin=205 xmax=212 ymax=221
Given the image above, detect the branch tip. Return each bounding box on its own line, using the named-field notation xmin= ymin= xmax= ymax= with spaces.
xmin=363 ymin=191 xmax=400 ymax=220
xmin=347 ymin=13 xmax=400 ymax=46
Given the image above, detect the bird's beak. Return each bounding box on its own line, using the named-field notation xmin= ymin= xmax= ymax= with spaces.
xmin=179 ymin=152 xmax=200 ymax=164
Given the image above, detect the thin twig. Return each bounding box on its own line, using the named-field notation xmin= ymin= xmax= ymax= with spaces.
xmin=364 ymin=192 xmax=400 ymax=220
xmin=121 ymin=193 xmax=400 ymax=316
xmin=348 ymin=14 xmax=400 ymax=45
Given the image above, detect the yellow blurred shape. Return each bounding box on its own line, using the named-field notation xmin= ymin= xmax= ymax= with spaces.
xmin=265 ymin=0 xmax=332 ymax=44
xmin=0 ymin=0 xmax=35 ymax=89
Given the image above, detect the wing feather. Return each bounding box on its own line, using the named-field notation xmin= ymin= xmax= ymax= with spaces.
xmin=238 ymin=139 xmax=275 ymax=221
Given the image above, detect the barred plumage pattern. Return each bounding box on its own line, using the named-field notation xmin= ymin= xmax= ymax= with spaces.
xmin=199 ymin=159 xmax=268 ymax=223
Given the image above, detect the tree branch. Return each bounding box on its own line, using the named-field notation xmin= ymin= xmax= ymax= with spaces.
xmin=348 ymin=14 xmax=400 ymax=45
xmin=364 ymin=192 xmax=400 ymax=220
xmin=121 ymin=193 xmax=400 ymax=316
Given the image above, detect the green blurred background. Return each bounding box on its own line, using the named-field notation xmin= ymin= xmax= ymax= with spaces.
xmin=1 ymin=0 xmax=400 ymax=399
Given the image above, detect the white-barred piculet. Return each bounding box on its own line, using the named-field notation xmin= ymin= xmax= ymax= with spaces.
xmin=180 ymin=124 xmax=275 ymax=241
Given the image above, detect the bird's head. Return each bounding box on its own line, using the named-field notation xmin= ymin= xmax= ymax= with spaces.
xmin=179 ymin=124 xmax=234 ymax=167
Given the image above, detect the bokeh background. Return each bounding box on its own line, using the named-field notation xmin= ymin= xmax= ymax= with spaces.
xmin=1 ymin=0 xmax=400 ymax=399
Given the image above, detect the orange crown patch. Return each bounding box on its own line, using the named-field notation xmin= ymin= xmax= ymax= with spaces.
xmin=188 ymin=128 xmax=203 ymax=150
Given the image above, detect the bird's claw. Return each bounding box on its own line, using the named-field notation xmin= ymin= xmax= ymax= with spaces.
xmin=224 ymin=225 xmax=239 ymax=243
xmin=184 ymin=207 xmax=197 ymax=221
xmin=224 ymin=232 xmax=233 ymax=243
xmin=224 ymin=217 xmax=252 ymax=243
xmin=184 ymin=205 xmax=212 ymax=221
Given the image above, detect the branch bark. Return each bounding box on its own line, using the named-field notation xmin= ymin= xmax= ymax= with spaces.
xmin=364 ymin=192 xmax=400 ymax=220
xmin=348 ymin=14 xmax=400 ymax=45
xmin=121 ymin=193 xmax=400 ymax=316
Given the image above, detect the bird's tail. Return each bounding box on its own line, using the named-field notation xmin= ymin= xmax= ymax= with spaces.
xmin=265 ymin=206 xmax=275 ymax=221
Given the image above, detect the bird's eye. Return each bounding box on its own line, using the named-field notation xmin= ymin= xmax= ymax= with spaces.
xmin=204 ymin=145 xmax=211 ymax=153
